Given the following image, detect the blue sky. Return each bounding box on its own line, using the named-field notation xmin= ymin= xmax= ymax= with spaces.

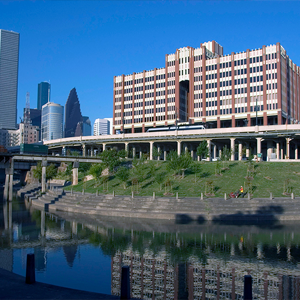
xmin=1 ymin=0 xmax=300 ymax=127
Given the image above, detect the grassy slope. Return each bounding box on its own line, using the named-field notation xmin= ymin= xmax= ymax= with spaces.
xmin=63 ymin=161 xmax=300 ymax=198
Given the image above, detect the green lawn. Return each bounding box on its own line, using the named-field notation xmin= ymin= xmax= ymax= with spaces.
xmin=62 ymin=161 xmax=300 ymax=198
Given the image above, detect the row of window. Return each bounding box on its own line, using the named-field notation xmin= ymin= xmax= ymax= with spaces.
xmin=167 ymin=60 xmax=175 ymax=67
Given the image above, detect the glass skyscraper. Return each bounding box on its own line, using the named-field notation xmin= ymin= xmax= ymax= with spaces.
xmin=41 ymin=102 xmax=64 ymax=141
xmin=37 ymin=81 xmax=51 ymax=110
xmin=0 ymin=29 xmax=20 ymax=130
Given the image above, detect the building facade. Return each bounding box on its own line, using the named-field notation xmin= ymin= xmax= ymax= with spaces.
xmin=64 ymin=88 xmax=83 ymax=138
xmin=113 ymin=41 xmax=300 ymax=133
xmin=37 ymin=81 xmax=51 ymax=110
xmin=0 ymin=129 xmax=20 ymax=148
xmin=93 ymin=118 xmax=109 ymax=135
xmin=19 ymin=123 xmax=39 ymax=144
xmin=41 ymin=102 xmax=64 ymax=141
xmin=0 ymin=29 xmax=20 ymax=130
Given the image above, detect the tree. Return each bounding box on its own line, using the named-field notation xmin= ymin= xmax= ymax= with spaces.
xmin=33 ymin=162 xmax=57 ymax=182
xmin=220 ymin=145 xmax=232 ymax=168
xmin=118 ymin=149 xmax=127 ymax=159
xmin=190 ymin=163 xmax=201 ymax=183
xmin=89 ymin=164 xmax=103 ymax=186
xmin=197 ymin=141 xmax=209 ymax=160
xmin=116 ymin=166 xmax=130 ymax=189
xmin=178 ymin=152 xmax=193 ymax=177
xmin=154 ymin=172 xmax=166 ymax=190
xmin=167 ymin=151 xmax=193 ymax=178
xmin=100 ymin=149 xmax=121 ymax=173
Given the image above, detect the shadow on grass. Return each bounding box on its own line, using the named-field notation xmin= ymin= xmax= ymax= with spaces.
xmin=201 ymin=172 xmax=210 ymax=178
xmin=212 ymin=205 xmax=284 ymax=229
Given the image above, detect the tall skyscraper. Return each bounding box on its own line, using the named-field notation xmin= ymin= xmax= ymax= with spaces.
xmin=0 ymin=29 xmax=20 ymax=130
xmin=37 ymin=82 xmax=51 ymax=110
xmin=41 ymin=102 xmax=64 ymax=141
xmin=64 ymin=88 xmax=83 ymax=138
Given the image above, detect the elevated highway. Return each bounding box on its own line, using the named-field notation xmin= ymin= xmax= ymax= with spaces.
xmin=44 ymin=124 xmax=300 ymax=161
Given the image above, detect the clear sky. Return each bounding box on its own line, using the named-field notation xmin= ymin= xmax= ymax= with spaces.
xmin=1 ymin=0 xmax=300 ymax=127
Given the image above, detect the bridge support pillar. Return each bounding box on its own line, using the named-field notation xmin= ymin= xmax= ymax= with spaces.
xmin=191 ymin=149 xmax=194 ymax=160
xmin=72 ymin=161 xmax=79 ymax=185
xmin=41 ymin=160 xmax=47 ymax=193
xmin=157 ymin=146 xmax=161 ymax=160
xmin=177 ymin=141 xmax=181 ymax=156
xmin=276 ymin=142 xmax=280 ymax=159
xmin=207 ymin=139 xmax=211 ymax=161
xmin=164 ymin=148 xmax=167 ymax=161
xmin=3 ymin=170 xmax=9 ymax=202
xmin=295 ymin=145 xmax=298 ymax=160
xmin=125 ymin=142 xmax=129 ymax=158
xmin=256 ymin=138 xmax=262 ymax=161
xmin=82 ymin=144 xmax=86 ymax=157
xmin=213 ymin=144 xmax=217 ymax=160
xmin=103 ymin=143 xmax=106 ymax=151
xmin=230 ymin=138 xmax=235 ymax=161
xmin=132 ymin=146 xmax=136 ymax=158
xmin=286 ymin=138 xmax=291 ymax=159
xmin=139 ymin=148 xmax=143 ymax=159
xmin=267 ymin=141 xmax=273 ymax=161
xmin=239 ymin=143 xmax=243 ymax=161
xmin=246 ymin=143 xmax=250 ymax=158
xmin=150 ymin=141 xmax=154 ymax=160
xmin=91 ymin=147 xmax=94 ymax=157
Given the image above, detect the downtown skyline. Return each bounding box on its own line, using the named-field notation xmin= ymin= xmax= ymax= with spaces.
xmin=1 ymin=0 xmax=300 ymax=128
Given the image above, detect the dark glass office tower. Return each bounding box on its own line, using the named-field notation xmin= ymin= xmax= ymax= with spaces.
xmin=0 ymin=29 xmax=19 ymax=129
xmin=37 ymin=82 xmax=50 ymax=110
xmin=64 ymin=88 xmax=82 ymax=138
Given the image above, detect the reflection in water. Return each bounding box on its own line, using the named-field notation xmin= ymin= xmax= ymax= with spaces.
xmin=1 ymin=197 xmax=300 ymax=298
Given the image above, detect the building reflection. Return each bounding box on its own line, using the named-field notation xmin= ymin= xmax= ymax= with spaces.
xmin=111 ymin=245 xmax=300 ymax=299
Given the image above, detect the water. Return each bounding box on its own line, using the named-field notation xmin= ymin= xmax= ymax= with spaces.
xmin=1 ymin=194 xmax=300 ymax=299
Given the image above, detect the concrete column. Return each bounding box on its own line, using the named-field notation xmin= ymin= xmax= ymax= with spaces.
xmin=281 ymin=143 xmax=284 ymax=160
xmin=295 ymin=145 xmax=298 ymax=160
xmin=41 ymin=210 xmax=45 ymax=237
xmin=41 ymin=159 xmax=47 ymax=193
xmin=230 ymin=138 xmax=235 ymax=161
xmin=103 ymin=143 xmax=106 ymax=151
xmin=286 ymin=138 xmax=291 ymax=159
xmin=3 ymin=201 xmax=8 ymax=229
xmin=82 ymin=144 xmax=86 ymax=157
xmin=72 ymin=221 xmax=77 ymax=235
xmin=239 ymin=143 xmax=243 ymax=161
xmin=139 ymin=149 xmax=143 ymax=159
xmin=219 ymin=148 xmax=222 ymax=158
xmin=246 ymin=143 xmax=250 ymax=158
xmin=132 ymin=146 xmax=136 ymax=158
xmin=157 ymin=146 xmax=161 ymax=160
xmin=90 ymin=147 xmax=94 ymax=157
xmin=207 ymin=139 xmax=211 ymax=161
xmin=177 ymin=141 xmax=181 ymax=156
xmin=184 ymin=144 xmax=188 ymax=153
xmin=191 ymin=149 xmax=194 ymax=160
xmin=213 ymin=144 xmax=217 ymax=160
xmin=3 ymin=171 xmax=9 ymax=201
xmin=9 ymin=201 xmax=12 ymax=229
xmin=256 ymin=138 xmax=262 ymax=161
xmin=164 ymin=148 xmax=167 ymax=161
xmin=276 ymin=142 xmax=280 ymax=159
xmin=9 ymin=173 xmax=13 ymax=201
xmin=72 ymin=168 xmax=78 ymax=185
xmin=150 ymin=141 xmax=154 ymax=160
xmin=125 ymin=142 xmax=129 ymax=158
xmin=267 ymin=141 xmax=273 ymax=161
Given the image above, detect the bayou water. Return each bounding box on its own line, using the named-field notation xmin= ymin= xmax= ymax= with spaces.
xmin=1 ymin=193 xmax=300 ymax=299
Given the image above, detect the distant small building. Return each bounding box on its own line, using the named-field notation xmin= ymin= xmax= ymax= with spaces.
xmin=41 ymin=102 xmax=64 ymax=141
xmin=93 ymin=118 xmax=110 ymax=135
xmin=0 ymin=128 xmax=20 ymax=148
xmin=19 ymin=123 xmax=39 ymax=144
